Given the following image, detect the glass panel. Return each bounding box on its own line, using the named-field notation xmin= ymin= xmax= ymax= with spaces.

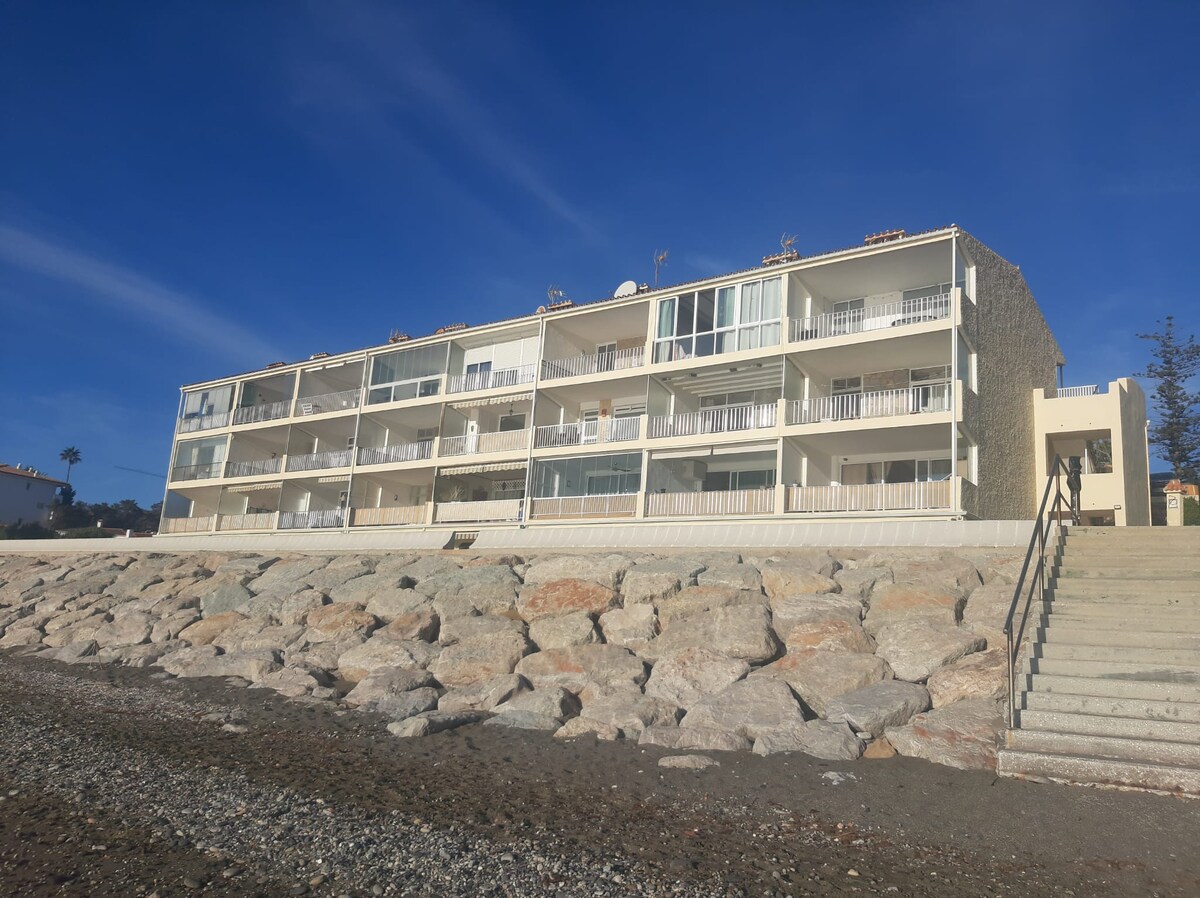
xmin=695 ymin=289 xmax=715 ymax=333
xmin=930 ymin=459 xmax=953 ymax=480
xmin=716 ymin=287 xmax=737 ymax=327
xmin=654 ymin=341 xmax=673 ymax=364
xmin=367 ymin=387 xmax=392 ymax=405
xmin=884 ymin=459 xmax=916 ymax=483
xmin=740 ymin=281 xmax=761 ymax=324
xmin=673 ymin=337 xmax=693 ymax=360
xmin=677 ymin=293 xmax=695 ymax=336
xmin=498 ymin=414 xmax=526 ymax=432
xmin=695 ymin=333 xmax=715 ymax=357
xmin=911 ymin=365 xmax=951 ymax=383
xmin=761 ymin=277 xmax=782 ymax=320
xmin=715 ymin=331 xmax=736 ymax=354
xmin=737 ymin=326 xmax=759 ymax=351
xmin=656 ymin=298 xmax=676 ymax=339
xmin=760 ymin=321 xmax=781 ymax=347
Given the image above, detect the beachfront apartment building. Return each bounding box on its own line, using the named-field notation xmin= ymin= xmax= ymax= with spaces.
xmin=158 ymin=226 xmax=1151 ymax=538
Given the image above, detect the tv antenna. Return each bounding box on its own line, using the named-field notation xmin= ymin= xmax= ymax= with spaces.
xmin=547 ymin=284 xmax=566 ymax=303
xmin=653 ymin=249 xmax=669 ymax=287
xmin=780 ymin=232 xmax=798 ymax=253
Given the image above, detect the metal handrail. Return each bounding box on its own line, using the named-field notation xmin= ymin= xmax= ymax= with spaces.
xmin=1002 ymin=455 xmax=1076 ymax=728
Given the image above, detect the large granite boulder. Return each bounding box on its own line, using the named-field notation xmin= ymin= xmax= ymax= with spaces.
xmin=754 ymin=650 xmax=892 ymax=716
xmin=620 ymin=559 xmax=706 ymax=605
xmin=760 ymin=561 xmax=840 ymax=599
xmin=516 ymin=579 xmax=619 ymax=622
xmin=178 ymin=611 xmax=247 ymax=646
xmin=864 ymin=582 xmax=968 ymax=635
xmin=781 ymin=618 xmax=875 ymax=654
xmin=428 ymin=629 xmax=532 ymax=688
xmin=337 ymin=635 xmax=439 ymax=683
xmin=521 ymin=554 xmax=638 ymax=591
xmin=639 ymin=725 xmax=752 ymax=753
xmin=515 ymin=644 xmax=646 ymax=694
xmin=681 ymin=678 xmax=807 ymax=741
xmin=437 ymin=674 xmax=529 ymax=713
xmin=824 ymin=681 xmax=931 ymax=737
xmin=304 ymin=604 xmax=379 ymax=643
xmin=926 ymin=648 xmax=1007 ymax=707
xmin=641 ymin=604 xmax=779 ymax=664
xmin=884 ymin=698 xmax=1004 ymax=771
xmin=753 ymin=720 xmax=864 ymax=760
xmin=657 ymin=586 xmax=767 ymax=628
xmin=643 ymin=647 xmax=749 ymax=709
xmin=697 ymin=564 xmax=763 ymax=593
xmin=598 ymin=604 xmax=658 ymax=648
xmin=529 ymin=611 xmax=601 ymax=650
xmin=873 ymin=621 xmax=986 ymax=683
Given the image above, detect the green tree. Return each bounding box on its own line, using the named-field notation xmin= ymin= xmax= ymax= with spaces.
xmin=1138 ymin=316 xmax=1200 ymax=481
xmin=59 ymin=446 xmax=82 ymax=483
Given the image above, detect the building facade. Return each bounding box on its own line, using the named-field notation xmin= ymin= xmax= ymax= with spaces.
xmin=0 ymin=464 xmax=66 ymax=528
xmin=158 ymin=226 xmax=1148 ymax=537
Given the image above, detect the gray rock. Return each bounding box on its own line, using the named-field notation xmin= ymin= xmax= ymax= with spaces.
xmin=337 ymin=636 xmax=439 ymax=682
xmin=620 ymin=559 xmax=705 ymax=605
xmin=437 ymin=675 xmax=529 ymax=713
xmin=91 ymin=612 xmax=153 ymax=648
xmin=440 ymin=613 xmax=526 ymax=647
xmin=639 ymin=724 xmax=751 ymax=752
xmin=824 ymin=681 xmax=932 ymax=737
xmin=521 ymin=554 xmax=639 ymax=591
xmin=779 ymin=617 xmax=875 ymax=654
xmin=197 ymin=578 xmax=254 ymax=617
xmin=884 ymin=698 xmax=1004 ymax=771
xmin=553 ymin=717 xmax=622 ymax=741
xmin=428 ymin=629 xmax=532 ymax=688
xmin=696 ymin=564 xmax=762 ymax=593
xmin=640 ymin=604 xmax=779 ymax=664
xmin=160 ymin=647 xmax=279 ymax=682
xmin=760 ymin=559 xmax=840 ymax=598
xmin=681 ymin=678 xmax=807 ymax=741
xmin=597 ymin=604 xmax=658 ymax=648
xmin=343 ymin=667 xmax=438 ymax=708
xmin=863 ymin=582 xmax=970 ymax=635
xmin=514 ymin=644 xmax=646 ymax=694
xmin=658 ymin=754 xmax=720 ymax=770
xmin=493 ymin=686 xmax=579 ymax=720
xmin=363 ymin=589 xmax=430 ymax=622
xmin=753 ymin=720 xmax=865 ymax=760
xmin=643 ymin=647 xmax=749 ymax=710
xmin=657 ymin=586 xmax=767 ymax=628
xmin=753 ymin=650 xmax=892 ymax=716
xmin=246 ymin=557 xmax=327 ymax=595
xmin=578 ymin=690 xmax=680 ymax=736
xmin=528 ymin=612 xmax=599 ymax=650
xmin=926 ymin=648 xmax=1007 ymax=707
xmin=835 ymin=566 xmax=893 ymax=600
xmin=874 ymin=621 xmax=986 ymax=683
xmin=387 ymin=710 xmax=490 ymax=738
xmin=484 ymin=710 xmax=563 ymax=731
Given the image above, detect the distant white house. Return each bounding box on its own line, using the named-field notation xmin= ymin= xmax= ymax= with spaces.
xmin=0 ymin=463 xmax=67 ymax=527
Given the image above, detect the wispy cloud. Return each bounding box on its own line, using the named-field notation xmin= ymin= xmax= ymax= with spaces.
xmin=0 ymin=224 xmax=285 ymax=363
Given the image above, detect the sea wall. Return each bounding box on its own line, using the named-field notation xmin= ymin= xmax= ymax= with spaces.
xmin=0 ymin=546 xmax=1024 ymax=771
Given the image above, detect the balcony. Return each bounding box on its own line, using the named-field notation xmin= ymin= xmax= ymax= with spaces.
xmin=356 ymin=441 xmax=433 ymax=466
xmin=177 ymin=411 xmax=230 ymax=434
xmin=787 ymin=384 xmax=951 ymax=425
xmin=232 ymin=399 xmax=291 ymax=425
xmin=285 ymin=449 xmax=353 ymax=473
xmin=534 ymin=417 xmax=641 ymax=449
xmin=541 ymin=346 xmax=645 ymax=380
xmin=647 ymin=403 xmax=777 ymax=439
xmin=439 ymin=429 xmax=530 ymax=457
xmin=225 ymin=458 xmax=282 ymax=478
xmin=159 ymin=516 xmax=214 ymax=534
xmin=527 ymin=493 xmax=639 ymax=520
xmin=790 ymin=294 xmax=952 ymax=343
xmin=293 ymin=389 xmax=361 ymax=417
xmin=646 ymin=487 xmax=775 ymax=518
xmin=1051 ymin=384 xmax=1102 ymax=398
xmin=785 ymin=479 xmax=954 ymax=514
xmin=434 ymin=498 xmax=523 ymax=523
xmin=447 ymin=364 xmax=536 ymax=394
xmin=170 ymin=462 xmax=224 ymax=482
xmin=216 ymin=511 xmax=278 ymax=531
xmin=349 ymin=505 xmax=427 ymax=527
xmin=279 ymin=509 xmax=345 ymax=529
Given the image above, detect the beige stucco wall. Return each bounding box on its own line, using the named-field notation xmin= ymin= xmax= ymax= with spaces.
xmin=958 ymin=232 xmax=1063 ymax=520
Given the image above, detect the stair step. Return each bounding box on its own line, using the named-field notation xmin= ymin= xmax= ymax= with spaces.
xmin=1042 ymin=602 xmax=1200 ymax=621
xmin=1016 ymin=708 xmax=1200 ymax=743
xmin=1023 ymin=657 xmax=1200 ymax=682
xmin=1047 ymin=592 xmax=1200 ymax=606
xmin=1034 ymin=643 xmax=1200 ymax=666
xmin=1035 ymin=626 xmax=1200 ymax=650
xmin=1026 ymin=673 xmax=1200 ymax=704
xmin=1036 ymin=615 xmax=1200 ymax=635
xmin=1007 ymin=728 xmax=1200 ymax=767
xmin=1021 ymin=691 xmax=1200 ymax=724
xmin=997 ymin=749 xmax=1200 ymax=795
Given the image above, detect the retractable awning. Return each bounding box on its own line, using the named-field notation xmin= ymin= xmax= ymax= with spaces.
xmin=449 ymin=392 xmax=532 ymax=409
xmin=439 ymin=461 xmax=527 ymax=476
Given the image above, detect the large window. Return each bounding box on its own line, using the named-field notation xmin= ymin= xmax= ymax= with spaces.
xmin=533 ymin=452 xmax=643 ymax=498
xmin=840 ymin=457 xmax=952 ymax=485
xmin=654 ymin=276 xmax=781 ymax=363
xmin=368 ymin=345 xmax=446 ymax=405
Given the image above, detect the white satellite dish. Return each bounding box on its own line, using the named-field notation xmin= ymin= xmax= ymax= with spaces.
xmin=613 ymin=279 xmax=638 ymax=298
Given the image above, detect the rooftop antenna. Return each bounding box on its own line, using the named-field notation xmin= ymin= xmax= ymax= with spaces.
xmin=780 ymin=232 xmax=797 ymax=253
xmin=653 ymin=249 xmax=669 ymax=287
xmin=547 ymin=284 xmax=566 ymax=303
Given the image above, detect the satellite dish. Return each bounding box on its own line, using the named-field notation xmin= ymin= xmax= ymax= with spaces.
xmin=614 ymin=279 xmax=638 ymax=298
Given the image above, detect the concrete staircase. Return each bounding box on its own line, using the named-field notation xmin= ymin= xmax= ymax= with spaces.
xmin=997 ymin=526 xmax=1200 ymax=796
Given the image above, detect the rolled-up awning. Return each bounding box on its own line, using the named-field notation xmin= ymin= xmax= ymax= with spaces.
xmin=223 ymin=482 xmax=282 ymax=494
xmin=439 ymin=461 xmax=527 ymax=476
xmin=449 ymin=392 xmax=532 ymax=409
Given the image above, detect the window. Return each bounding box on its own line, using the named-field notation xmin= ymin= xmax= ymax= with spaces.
xmin=369 ymin=345 xmax=446 ymax=404
xmin=840 ymin=457 xmax=951 ymax=485
xmin=532 ymin=452 xmax=642 ymax=498
xmin=703 ymin=469 xmax=776 ymax=491
xmin=1086 ymin=438 xmax=1113 ymax=474
xmin=654 ymin=276 xmax=782 ymax=362
xmin=498 ymin=413 xmax=526 ymax=432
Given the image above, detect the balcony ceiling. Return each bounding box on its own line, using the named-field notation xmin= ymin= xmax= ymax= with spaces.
xmin=795 ymin=239 xmax=952 ymax=302
xmin=793 ymin=330 xmax=951 ymax=381
xmin=363 ymin=404 xmax=443 ymax=427
xmin=353 ymin=469 xmax=434 ymax=487
xmin=789 ymin=422 xmax=950 ymax=456
xmin=659 ymin=359 xmax=783 ymax=397
xmin=452 ymin=321 xmax=539 ymax=350
xmin=550 ymin=302 xmax=649 ymax=342
xmin=540 ymin=375 xmax=648 ymax=405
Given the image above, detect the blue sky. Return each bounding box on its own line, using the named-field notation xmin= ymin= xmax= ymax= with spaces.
xmin=2 ymin=1 xmax=1198 ymax=504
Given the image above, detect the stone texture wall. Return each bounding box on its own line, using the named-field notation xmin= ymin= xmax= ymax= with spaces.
xmin=0 ymin=547 xmax=1025 ymax=771
xmin=960 ymin=232 xmax=1063 ymax=520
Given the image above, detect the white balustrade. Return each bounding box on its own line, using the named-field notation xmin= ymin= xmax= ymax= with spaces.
xmin=350 ymin=505 xmax=426 ymax=527
xmin=540 ymin=346 xmax=645 ymax=380
xmin=356 ymin=441 xmax=433 ymax=465
xmin=446 ymin=365 xmax=536 ymax=394
xmin=294 ymin=389 xmax=361 ymax=416
xmin=528 ymin=493 xmax=638 ymax=520
xmin=434 ymin=498 xmax=523 ymax=523
xmin=1053 ymin=385 xmax=1100 ymax=398
xmin=278 ymin=509 xmax=345 ymax=529
xmin=285 ymin=449 xmax=353 ymax=472
xmin=159 ymin=515 xmax=214 ymax=534
xmin=216 ymin=511 xmax=278 ymax=531
xmin=785 ymin=479 xmax=954 ymax=513
xmin=177 ymin=411 xmax=230 ymax=433
xmin=645 ymin=488 xmax=775 ymax=517
xmin=533 ymin=417 xmax=641 ymax=448
xmin=787 ymin=384 xmax=951 ymax=425
xmin=232 ymin=400 xmax=290 ymax=425
xmin=439 ymin=429 xmax=530 ymax=457
xmin=647 ymin=403 xmax=776 ymax=439
xmin=791 ymin=294 xmax=952 ymax=342
xmin=225 ymin=457 xmax=282 ymax=478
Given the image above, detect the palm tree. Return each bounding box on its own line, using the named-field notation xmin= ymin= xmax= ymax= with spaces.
xmin=60 ymin=446 xmax=82 ymax=483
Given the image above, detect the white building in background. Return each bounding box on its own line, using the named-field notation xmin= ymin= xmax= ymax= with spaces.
xmin=0 ymin=463 xmax=66 ymax=528
xmin=158 ymin=226 xmax=1150 ymax=537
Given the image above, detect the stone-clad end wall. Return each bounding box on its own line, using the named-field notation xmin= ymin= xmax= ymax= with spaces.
xmin=0 ymin=548 xmax=1025 ymax=772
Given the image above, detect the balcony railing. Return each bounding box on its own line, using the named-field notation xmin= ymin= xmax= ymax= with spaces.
xmin=439 ymin=429 xmax=530 ymax=457
xmin=294 ymin=389 xmax=361 ymax=417
xmin=646 ymin=487 xmax=775 ymax=518
xmin=791 ymin=294 xmax=952 ymax=342
xmin=279 ymin=508 xmax=345 ymax=529
xmin=533 ymin=417 xmax=641 ymax=449
xmin=170 ymin=462 xmax=224 ymax=482
xmin=356 ymin=441 xmax=433 ymax=466
xmin=787 ymin=384 xmax=951 ymax=425
xmin=177 ymin=411 xmax=230 ymax=433
xmin=225 ymin=457 xmax=282 ymax=478
xmin=528 ymin=493 xmax=639 ymax=520
xmin=159 ymin=515 xmax=214 ymax=534
xmin=785 ymin=479 xmax=954 ymax=514
xmin=285 ymin=449 xmax=353 ymax=472
xmin=349 ymin=505 xmax=426 ymax=527
xmin=541 ymin=346 xmax=645 ymax=380
xmin=1051 ymin=385 xmax=1101 ymax=398
xmin=434 ymin=498 xmax=523 ymax=523
xmin=232 ymin=399 xmax=291 ymax=425
xmin=647 ymin=403 xmax=777 ymax=439
xmin=216 ymin=511 xmax=278 ymax=531
xmin=446 ymin=364 xmax=536 ymax=394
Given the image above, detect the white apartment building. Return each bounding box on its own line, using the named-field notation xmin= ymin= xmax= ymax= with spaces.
xmin=158 ymin=226 xmax=1150 ymax=538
